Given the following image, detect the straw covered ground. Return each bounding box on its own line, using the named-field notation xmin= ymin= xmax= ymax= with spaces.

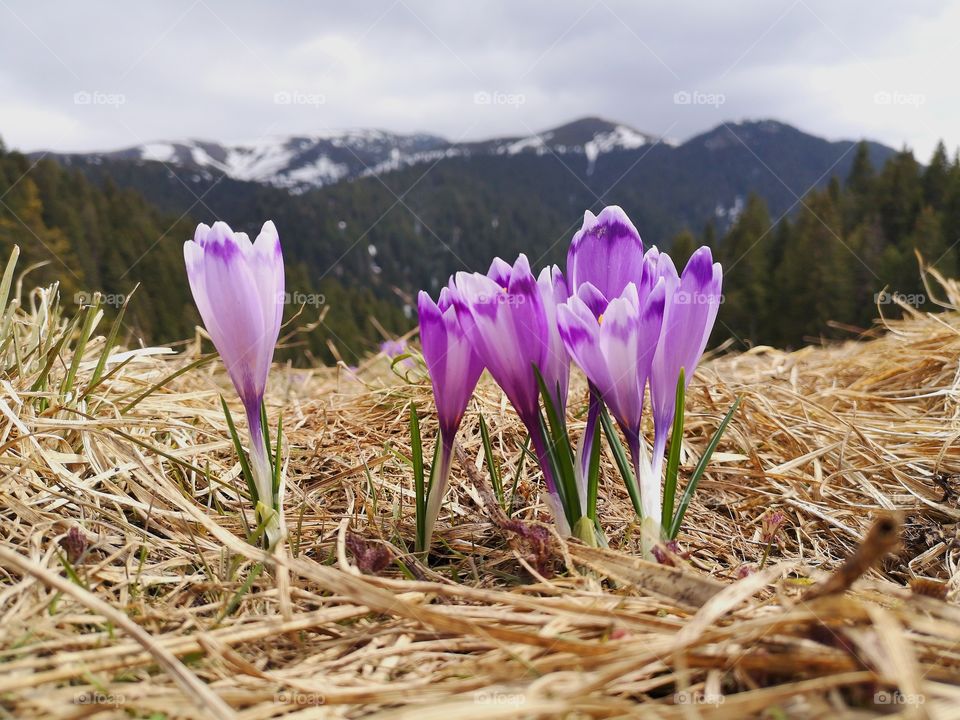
xmin=3 ymin=267 xmax=960 ymax=719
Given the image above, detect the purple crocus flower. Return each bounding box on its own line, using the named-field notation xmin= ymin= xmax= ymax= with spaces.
xmin=452 ymin=254 xmax=571 ymax=529
xmin=648 ymin=246 xmax=723 ymax=482
xmin=558 ymin=280 xmax=666 ymax=521
xmin=417 ymin=287 xmax=484 ymax=547
xmin=184 ymin=220 xmax=284 ymax=547
xmin=380 ymin=338 xmax=408 ymax=358
xmin=565 ymin=206 xmax=647 ymax=491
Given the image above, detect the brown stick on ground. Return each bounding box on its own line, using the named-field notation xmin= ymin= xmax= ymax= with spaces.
xmin=803 ymin=512 xmax=901 ymax=601
xmin=454 ymin=444 xmax=557 ymax=576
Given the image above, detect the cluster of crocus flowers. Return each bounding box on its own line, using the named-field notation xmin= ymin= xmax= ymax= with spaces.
xmin=184 ymin=220 xmax=285 ymax=550
xmin=416 ymin=204 xmax=725 ymax=549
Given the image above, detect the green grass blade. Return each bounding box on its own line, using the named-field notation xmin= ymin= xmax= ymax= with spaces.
xmin=63 ymin=295 xmax=102 ymax=400
xmin=410 ymin=404 xmax=426 ymax=553
xmin=89 ymin=284 xmax=136 ymax=389
xmin=272 ymin=413 xmax=283 ymax=504
xmin=478 ymin=412 xmax=504 ymax=506
xmin=599 ymin=405 xmax=643 ymax=517
xmin=31 ymin=313 xmax=81 ymax=394
xmin=79 ymin=354 xmax=135 ymax=402
xmin=217 ymin=562 xmax=263 ymax=623
xmin=425 ymin=434 xmax=442 ymax=498
xmin=534 ymin=365 xmax=580 ymax=525
xmin=586 ymin=409 xmax=602 ymax=521
xmin=260 ymin=400 xmax=272 ymax=462
xmin=0 ymin=246 xmax=20 ymax=313
xmin=669 ymin=395 xmax=741 ymax=539
xmin=221 ymin=395 xmax=258 ymax=505
xmin=508 ymin=435 xmax=531 ymax=516
xmin=661 ymin=369 xmax=686 ymax=530
xmin=120 ymin=353 xmax=215 ymax=414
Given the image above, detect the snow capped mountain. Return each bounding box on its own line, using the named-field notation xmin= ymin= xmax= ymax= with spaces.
xmin=82 ymin=130 xmax=450 ymax=193
xmin=44 ymin=118 xmax=664 ymax=193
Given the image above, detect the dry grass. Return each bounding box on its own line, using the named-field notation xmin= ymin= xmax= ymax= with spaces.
xmin=2 ymin=269 xmax=960 ymax=719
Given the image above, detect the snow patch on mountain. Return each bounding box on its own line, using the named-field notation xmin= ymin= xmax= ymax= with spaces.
xmin=584 ymin=125 xmax=650 ymax=174
xmin=282 ymin=156 xmax=351 ymax=189
xmin=57 ymin=119 xmax=663 ymax=192
xmin=503 ymin=134 xmax=550 ymax=156
xmin=140 ymin=143 xmax=176 ymax=163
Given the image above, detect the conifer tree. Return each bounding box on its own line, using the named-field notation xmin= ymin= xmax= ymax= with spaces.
xmin=669 ymin=229 xmax=697 ymax=269
xmin=716 ymin=194 xmax=771 ymax=343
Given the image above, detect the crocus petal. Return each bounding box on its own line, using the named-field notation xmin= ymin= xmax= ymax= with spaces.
xmin=487 ymin=257 xmax=513 ymax=287
xmin=596 ymin=285 xmax=644 ymax=431
xmin=559 ymin=280 xmax=665 ymax=437
xmin=418 ymin=289 xmax=484 ymax=442
xmin=183 ymin=220 xmax=284 ymax=412
xmin=251 ymin=221 xmax=284 ymax=335
xmin=453 ymin=269 xmax=537 ymax=427
xmin=537 ymin=265 xmax=570 ymax=412
xmin=574 ymin=281 xmax=609 ymax=320
xmin=650 ymin=246 xmax=722 ymax=434
xmin=557 ymin=296 xmax=615 ymax=405
xmin=567 ymin=206 xmax=645 ymax=300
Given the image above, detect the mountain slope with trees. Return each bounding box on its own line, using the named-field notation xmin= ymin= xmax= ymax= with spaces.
xmin=2 ymin=123 xmax=954 ymax=360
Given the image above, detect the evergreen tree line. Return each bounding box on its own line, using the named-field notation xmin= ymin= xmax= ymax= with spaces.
xmin=0 ymin=142 xmax=406 ymax=363
xmin=670 ymin=142 xmax=959 ymax=348
xmin=0 ymin=136 xmax=955 ymax=360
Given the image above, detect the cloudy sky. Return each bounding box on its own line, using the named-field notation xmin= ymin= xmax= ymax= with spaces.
xmin=0 ymin=0 xmax=955 ymax=159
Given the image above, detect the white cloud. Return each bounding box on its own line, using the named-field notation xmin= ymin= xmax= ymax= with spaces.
xmin=0 ymin=0 xmax=954 ymax=159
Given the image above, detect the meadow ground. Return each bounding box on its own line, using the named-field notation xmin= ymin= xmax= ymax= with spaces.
xmin=2 ymin=269 xmax=960 ymax=719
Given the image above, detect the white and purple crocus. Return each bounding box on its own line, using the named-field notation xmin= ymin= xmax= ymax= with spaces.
xmin=417 ymin=287 xmax=484 ymax=548
xmin=648 ymin=246 xmax=723 ymax=483
xmin=184 ymin=220 xmax=285 ymax=549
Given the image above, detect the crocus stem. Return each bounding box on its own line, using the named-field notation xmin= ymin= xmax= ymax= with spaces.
xmin=651 ymin=429 xmax=667 ymax=493
xmin=422 ymin=434 xmax=455 ymax=552
xmin=626 ymin=429 xmax=662 ymax=557
xmin=576 ymin=387 xmax=602 ymax=509
xmin=528 ymin=421 xmax=558 ymax=495
xmin=245 ymin=404 xmax=281 ymax=550
xmin=528 ymin=422 xmax=571 ymax=536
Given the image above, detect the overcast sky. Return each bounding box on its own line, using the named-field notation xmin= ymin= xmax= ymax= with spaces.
xmin=0 ymin=0 xmax=955 ymax=159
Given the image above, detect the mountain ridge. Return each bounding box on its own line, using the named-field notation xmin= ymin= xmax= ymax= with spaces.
xmin=32 ymin=116 xmax=887 ymax=195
